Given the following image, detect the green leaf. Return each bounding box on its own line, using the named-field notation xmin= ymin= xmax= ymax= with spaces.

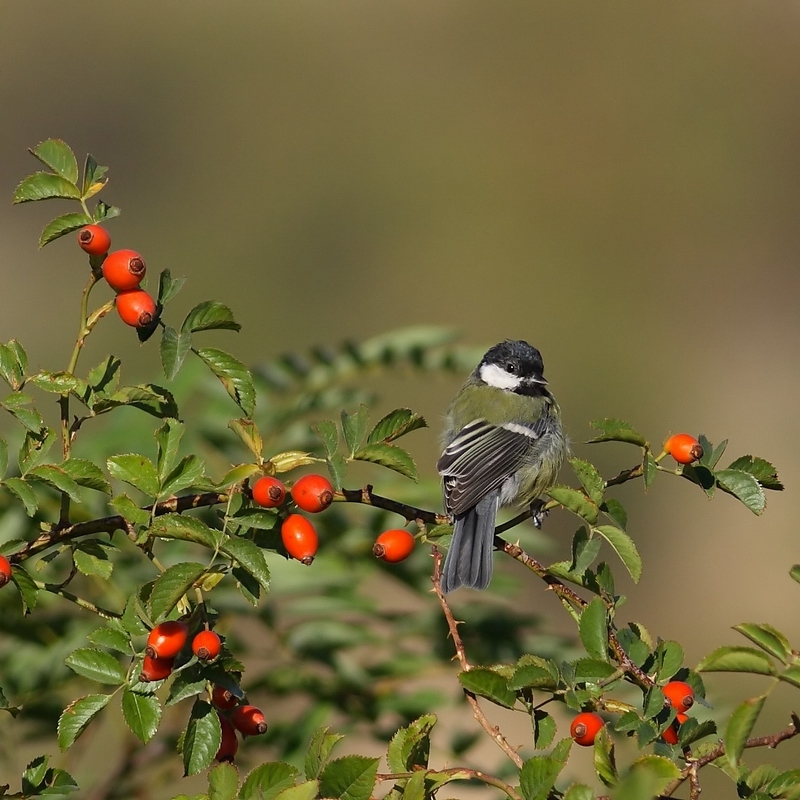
xmin=313 ymin=420 xmax=338 ymax=458
xmin=217 ymin=463 xmax=260 ymax=489
xmin=65 ymin=648 xmax=126 ymax=685
xmin=161 ymin=455 xmax=206 ymax=497
xmin=655 ymin=640 xmax=684 ymax=681
xmin=341 ymin=405 xmax=369 ymax=456
xmin=318 ymin=756 xmax=379 ymax=800
xmin=725 ymin=695 xmax=766 ymax=770
xmin=727 ymin=455 xmax=783 ymax=490
xmin=228 ymin=418 xmax=262 ymax=460
xmin=791 ymin=564 xmax=800 ymax=586
xmin=563 ymin=786 xmax=594 ymax=800
xmin=681 ymin=462 xmax=717 ymax=496
xmin=196 ymin=348 xmax=256 ymax=417
xmin=88 ymin=625 xmax=132 ymax=654
xmin=31 ymin=139 xmax=79 ymax=183
xmin=82 ymin=153 xmax=108 ymax=195
xmin=594 ymin=525 xmax=642 ymax=583
xmin=2 ymin=393 xmax=43 ymax=431
xmin=94 ymin=384 xmax=179 ymax=419
xmin=182 ymin=301 xmax=241 ymax=334
xmin=14 ymin=172 xmax=81 ymax=203
xmin=571 ymin=527 xmax=601 ymax=573
xmin=579 ymin=598 xmax=609 ymax=661
xmin=305 ymin=726 xmax=345 ymax=780
xmin=733 ymin=623 xmax=790 ymax=663
xmin=642 ymin=451 xmax=656 ymax=490
xmin=4 ymin=477 xmax=38 ymax=516
xmin=0 ymin=345 xmax=23 ymax=390
xmin=92 ymin=199 xmax=120 ymax=222
xmin=208 ymin=762 xmax=240 ymax=800
xmin=28 ymin=465 xmax=83 ymax=502
xmin=110 ymin=493 xmax=150 ymax=526
xmin=161 ymin=326 xmax=193 ymax=381
xmin=326 ymin=454 xmax=347 ymax=490
xmin=697 ymin=646 xmax=776 ymax=675
xmin=593 ymin=727 xmax=617 ymax=787
xmin=158 ymin=269 xmax=186 ymax=306
xmin=615 ymin=756 xmax=680 ymax=799
xmin=57 ymin=694 xmax=110 ymax=750
xmin=149 ymin=562 xmax=206 ymax=621
xmin=183 ymin=700 xmax=220 ymax=776
xmin=11 ymin=564 xmax=39 ymax=612
xmin=778 ymin=665 xmax=800 ymax=689
xmin=38 ymin=212 xmax=93 ymax=247
xmin=73 ymin=540 xmax=114 ymax=579
xmin=715 ymin=469 xmax=766 ymax=515
xmin=274 ymin=782 xmax=319 ymax=800
xmin=546 ymin=486 xmax=599 ymax=525
xmin=588 ymin=419 xmax=647 ymax=447
xmin=458 ymin=668 xmax=517 ymax=709
xmin=62 ymin=458 xmax=111 ymax=494
xmin=0 ymin=437 xmax=7 ymax=479
xmin=386 ymin=714 xmax=435 ymax=772
xmin=107 ymin=454 xmax=160 ymax=497
xmin=239 ymin=763 xmax=298 ymax=800
xmin=352 ymin=442 xmax=418 ymax=481
xmin=149 ymin=514 xmax=221 ymax=549
xmin=221 ymin=537 xmax=270 ymax=592
xmin=154 ymin=418 xmax=184 ymax=481
xmin=602 ymin=498 xmax=628 ymax=530
xmin=766 ymin=770 xmax=800 ymax=796
xmin=532 ymin=710 xmax=557 ymax=750
xmin=122 ymin=689 xmax=162 ymax=743
xmin=569 ymin=458 xmax=604 ymax=505
xmin=509 ymin=664 xmax=560 ymax=691
xmin=519 ymin=754 xmax=565 ymax=800
xmin=19 ymin=427 xmax=56 ymax=474
xmin=367 ymin=409 xmax=427 ymax=444
xmin=572 ymin=658 xmax=618 ymax=682
xmin=165 ymin=666 xmax=207 ymax=707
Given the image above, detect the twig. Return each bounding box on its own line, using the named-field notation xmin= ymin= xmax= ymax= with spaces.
xmin=33 ymin=580 xmax=120 ymax=619
xmin=376 ymin=768 xmax=523 ymax=800
xmin=336 ymin=485 xmax=448 ymax=525
xmin=431 ymin=549 xmax=524 ymax=769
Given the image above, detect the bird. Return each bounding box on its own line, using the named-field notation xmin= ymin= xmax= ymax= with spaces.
xmin=437 ymin=340 xmax=567 ymax=593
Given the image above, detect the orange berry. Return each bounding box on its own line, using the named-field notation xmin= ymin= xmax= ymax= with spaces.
xmin=116 ymin=289 xmax=157 ymax=328
xmin=212 ymin=684 xmax=239 ymax=711
xmin=662 ymin=712 xmax=689 ymax=745
xmin=570 ymin=712 xmax=604 ymax=746
xmin=290 ymin=474 xmax=334 ymax=513
xmin=102 ymin=248 xmax=146 ymax=292
xmin=231 ymin=704 xmax=268 ymax=736
xmin=78 ymin=225 xmax=111 ymax=256
xmin=664 ymin=434 xmax=704 ymax=465
xmin=139 ymin=654 xmax=175 ymax=682
xmin=0 ymin=554 xmax=11 ymax=587
xmin=145 ymin=620 xmax=189 ymax=660
xmin=252 ymin=475 xmax=286 ymax=508
xmin=215 ymin=713 xmax=238 ymax=762
xmin=192 ymin=630 xmax=222 ymax=661
xmin=281 ymin=514 xmax=319 ymax=565
xmin=373 ymin=529 xmax=415 ymax=563
xmin=663 ymin=681 xmax=694 ymax=712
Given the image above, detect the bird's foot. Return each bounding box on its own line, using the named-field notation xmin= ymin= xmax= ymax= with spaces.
xmin=530 ymin=499 xmax=549 ymax=529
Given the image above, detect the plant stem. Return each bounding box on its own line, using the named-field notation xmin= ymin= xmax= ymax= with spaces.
xmin=34 ymin=579 xmax=120 ymax=619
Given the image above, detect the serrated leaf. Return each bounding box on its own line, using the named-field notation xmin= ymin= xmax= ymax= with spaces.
xmin=73 ymin=540 xmax=114 ymax=579
xmin=228 ymin=418 xmax=262 ymax=460
xmin=519 ymin=754 xmax=565 ymax=800
xmin=166 ymin=667 xmax=207 ymax=707
xmin=57 ymin=694 xmax=110 ymax=750
xmin=209 ymin=762 xmax=240 ymax=800
xmin=571 ymin=527 xmax=601 ymax=573
xmin=107 ymin=454 xmax=160 ymax=497
xmin=791 ymin=564 xmax=800 ymax=585
xmin=158 ymin=269 xmax=186 ymax=306
xmin=588 ymin=419 xmax=647 ymax=447
xmin=14 ymin=172 xmax=81 ymax=203
xmin=217 ymin=463 xmax=260 ymax=489
xmin=11 ymin=565 xmax=38 ymax=613
xmin=642 ymin=451 xmax=656 ymax=490
xmin=367 ymin=409 xmax=427 ymax=444
xmin=28 ymin=465 xmax=83 ymax=502
xmin=778 ymin=665 xmax=800 ymax=689
xmin=150 ymin=514 xmax=221 ymax=549
xmin=593 ymin=727 xmax=616 ymax=787
xmin=161 ymin=455 xmax=205 ymax=497
xmin=88 ymin=625 xmax=132 ymax=654
xmin=697 ymin=646 xmax=775 ymax=675
xmin=616 ymin=756 xmax=680 ymax=799
xmin=341 ymin=405 xmax=369 ymax=456
xmin=270 ymin=450 xmax=317 ymax=473
xmin=94 ymin=384 xmax=178 ymax=419
xmin=31 ymin=140 xmax=79 ymax=183
xmin=305 ymin=726 xmax=345 ymax=780
xmin=161 ymin=326 xmax=193 ymax=380
xmin=318 ymin=756 xmax=379 ymax=800
xmin=274 ymin=781 xmax=319 ymax=800
xmin=570 ymin=458 xmax=604 ymax=505
xmin=92 ymin=199 xmax=119 ymax=222
xmin=601 ymin=498 xmax=627 ymax=530
xmin=386 ymin=714 xmax=435 ymax=772
xmin=509 ymin=664 xmax=559 ymax=691
xmin=182 ymin=301 xmax=240 ymax=334
xmin=4 ymin=477 xmax=38 ymax=516
xmin=532 ymin=710 xmax=557 ymax=750
xmin=352 ymin=442 xmax=418 ymax=481
xmin=313 ymin=420 xmax=338 ymax=458
xmin=18 ymin=427 xmax=56 ymax=474
xmin=546 ymin=485 xmax=599 ymax=524
xmin=326 ymin=454 xmax=346 ymax=490
xmin=0 ymin=346 xmax=23 ymax=390
xmin=183 ymin=700 xmax=220 ymax=776
xmin=2 ymin=393 xmax=43 ymax=432
xmin=0 ymin=437 xmax=7 ymax=479
xmin=239 ymin=763 xmax=298 ymax=800
xmin=594 ymin=524 xmax=642 ymax=582
xmin=727 ymin=455 xmax=783 ymax=490
xmin=196 ymin=348 xmax=256 ymax=417
xmin=655 ymin=640 xmax=684 ymax=681
xmin=65 ymin=648 xmax=126 ymax=685
xmin=766 ymin=770 xmax=800 ymax=795
xmin=221 ymin=536 xmax=270 ymax=591
xmin=122 ymin=689 xmax=162 ymax=743
xmin=563 ymin=786 xmax=594 ymax=800
xmin=579 ymin=597 xmax=609 ymax=661
xmin=82 ymin=153 xmax=107 ymax=194
xmin=458 ymin=668 xmax=517 ymax=709
xmin=733 ymin=623 xmax=790 ymax=663
xmin=110 ymin=493 xmax=150 ymax=526
xmin=38 ymin=212 xmax=93 ymax=247
xmin=572 ymin=658 xmax=618 ymax=682
xmin=154 ymin=418 xmax=184 ymax=481
xmin=62 ymin=458 xmax=111 ymax=494
xmin=725 ymin=695 xmax=766 ymax=770
xmin=149 ymin=562 xmax=206 ymax=621
xmin=716 ymin=469 xmax=766 ymax=515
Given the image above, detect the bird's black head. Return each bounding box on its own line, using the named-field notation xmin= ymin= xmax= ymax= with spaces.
xmin=477 ymin=340 xmax=548 ymax=395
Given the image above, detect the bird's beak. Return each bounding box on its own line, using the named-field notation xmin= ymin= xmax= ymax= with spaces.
xmin=529 ymin=375 xmax=548 ymax=385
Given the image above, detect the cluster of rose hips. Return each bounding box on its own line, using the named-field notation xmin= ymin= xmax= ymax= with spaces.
xmin=78 ymin=224 xmax=157 ymax=329
xmin=211 ymin=685 xmax=268 ymax=763
xmin=251 ymin=473 xmax=416 ymax=565
xmin=569 ymin=680 xmax=695 ymax=747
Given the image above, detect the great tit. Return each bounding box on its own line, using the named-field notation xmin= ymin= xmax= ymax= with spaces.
xmin=437 ymin=340 xmax=567 ymax=593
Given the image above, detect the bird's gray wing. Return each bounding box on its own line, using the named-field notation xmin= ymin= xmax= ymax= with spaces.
xmin=437 ymin=419 xmax=539 ymax=515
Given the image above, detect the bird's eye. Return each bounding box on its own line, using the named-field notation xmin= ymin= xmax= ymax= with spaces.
xmin=505 ymin=361 xmax=517 ymax=374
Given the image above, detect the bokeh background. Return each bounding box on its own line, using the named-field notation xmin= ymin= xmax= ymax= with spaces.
xmin=1 ymin=1 xmax=800 ymax=796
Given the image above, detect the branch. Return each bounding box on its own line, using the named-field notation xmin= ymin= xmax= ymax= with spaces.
xmin=431 ymin=549 xmax=525 ymax=769
xmin=376 ymin=768 xmax=523 ymax=800
xmin=336 ymin=486 xmax=447 ymax=525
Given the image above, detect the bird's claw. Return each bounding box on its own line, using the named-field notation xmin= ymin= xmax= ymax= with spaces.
xmin=530 ymin=499 xmax=549 ymax=529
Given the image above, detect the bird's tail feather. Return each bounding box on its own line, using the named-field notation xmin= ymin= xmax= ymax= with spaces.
xmin=441 ymin=493 xmax=499 ymax=593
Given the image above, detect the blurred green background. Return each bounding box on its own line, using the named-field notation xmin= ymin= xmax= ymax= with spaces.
xmin=1 ymin=1 xmax=799 ymax=795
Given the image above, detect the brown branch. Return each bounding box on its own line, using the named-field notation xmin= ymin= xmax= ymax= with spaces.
xmin=11 ymin=491 xmax=228 ymax=563
xmin=336 ymin=485 xmax=448 ymax=525
xmin=376 ymin=768 xmax=523 ymax=800
xmin=431 ymin=549 xmax=524 ymax=769
xmin=604 ymin=463 xmax=644 ymax=488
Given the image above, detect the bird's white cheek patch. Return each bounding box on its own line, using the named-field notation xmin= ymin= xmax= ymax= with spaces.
xmin=479 ymin=363 xmax=520 ymax=390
